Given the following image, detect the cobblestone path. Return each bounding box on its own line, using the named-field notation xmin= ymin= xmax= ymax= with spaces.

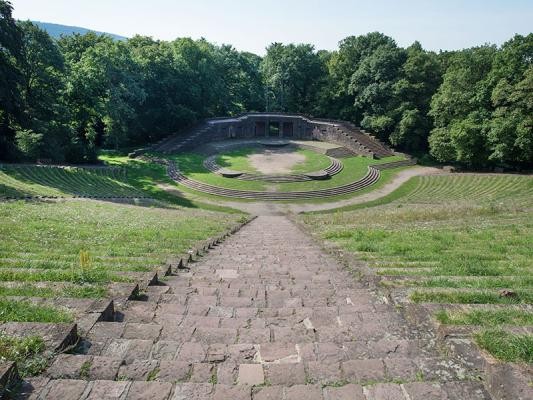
xmin=22 ymin=216 xmax=491 ymax=399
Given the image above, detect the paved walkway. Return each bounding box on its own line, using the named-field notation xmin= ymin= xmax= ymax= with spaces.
xmin=22 ymin=216 xmax=490 ymax=399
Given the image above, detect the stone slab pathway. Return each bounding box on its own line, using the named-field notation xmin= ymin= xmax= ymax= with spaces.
xmin=18 ymin=216 xmax=491 ymax=399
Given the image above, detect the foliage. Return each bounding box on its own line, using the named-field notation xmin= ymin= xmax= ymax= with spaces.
xmin=261 ymin=43 xmax=325 ymax=112
xmin=0 ymin=0 xmax=531 ymax=169
xmin=0 ymin=335 xmax=48 ymax=377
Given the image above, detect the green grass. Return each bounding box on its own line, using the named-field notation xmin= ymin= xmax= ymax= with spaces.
xmin=0 ymin=335 xmax=48 ymax=377
xmin=300 ymin=173 xmax=533 ymax=360
xmin=99 ymin=154 xmax=243 ymax=213
xmin=316 ymin=173 xmax=533 ymax=213
xmin=436 ymin=309 xmax=533 ymax=326
xmin=0 ymin=283 xmax=107 ymax=298
xmin=0 ymin=299 xmax=73 ymax=323
xmin=0 ymin=165 xmax=142 ymax=199
xmin=410 ymin=290 xmax=533 ymax=304
xmin=290 ymin=149 xmax=332 ymax=173
xmin=0 ymin=200 xmax=240 ymax=284
xmin=216 ymin=147 xmax=259 ymax=173
xmin=475 ymin=329 xmax=533 ymax=363
xmin=167 ymin=150 xmax=406 ymax=195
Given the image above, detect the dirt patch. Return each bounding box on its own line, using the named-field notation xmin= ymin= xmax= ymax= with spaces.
xmin=248 ymin=150 xmax=305 ymax=174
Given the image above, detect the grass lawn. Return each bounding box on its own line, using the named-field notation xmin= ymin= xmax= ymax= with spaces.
xmin=0 ymin=199 xmax=243 ymax=356
xmin=171 ymin=166 xmax=410 ymax=205
xmin=290 ymin=149 xmax=332 ymax=174
xmin=0 ymin=200 xmax=241 ymax=286
xmin=166 ymin=150 xmax=406 ymax=195
xmin=300 ymin=174 xmax=533 ymax=362
xmin=0 ymin=299 xmax=73 ymax=324
xmin=216 ymin=147 xmax=259 ymax=173
xmin=0 ymin=165 xmax=142 ymax=199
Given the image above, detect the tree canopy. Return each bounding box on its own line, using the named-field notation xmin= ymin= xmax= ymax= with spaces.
xmin=0 ymin=0 xmax=531 ymax=169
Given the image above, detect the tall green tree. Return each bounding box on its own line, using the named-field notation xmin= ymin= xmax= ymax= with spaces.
xmin=63 ymin=36 xmax=145 ymax=158
xmin=487 ymin=34 xmax=533 ymax=166
xmin=261 ymin=43 xmax=325 ymax=113
xmin=0 ymin=0 xmax=22 ymax=159
xmin=326 ymin=32 xmax=398 ymax=122
xmin=428 ymin=46 xmax=497 ymax=167
xmin=389 ymin=42 xmax=442 ymax=151
xmin=16 ymin=21 xmax=70 ymax=160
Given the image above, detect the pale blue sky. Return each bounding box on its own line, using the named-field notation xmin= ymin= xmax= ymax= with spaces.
xmin=11 ymin=0 xmax=533 ymax=54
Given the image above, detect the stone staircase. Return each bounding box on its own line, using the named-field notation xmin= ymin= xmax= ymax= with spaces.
xmin=17 ymin=216 xmax=493 ymax=399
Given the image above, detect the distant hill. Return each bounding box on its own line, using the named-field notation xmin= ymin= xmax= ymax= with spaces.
xmin=32 ymin=21 xmax=127 ymax=41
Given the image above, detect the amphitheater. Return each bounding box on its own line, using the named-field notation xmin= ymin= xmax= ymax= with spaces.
xmin=0 ymin=113 xmax=531 ymax=400
xmin=144 ymin=113 xmax=416 ymax=203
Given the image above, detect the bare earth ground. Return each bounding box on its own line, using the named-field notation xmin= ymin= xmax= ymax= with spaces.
xmin=248 ymin=150 xmax=306 ymax=174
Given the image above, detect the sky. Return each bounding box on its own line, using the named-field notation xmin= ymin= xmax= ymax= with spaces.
xmin=11 ymin=0 xmax=533 ymax=55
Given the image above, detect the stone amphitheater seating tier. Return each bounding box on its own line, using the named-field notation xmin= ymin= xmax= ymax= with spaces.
xmin=146 ymin=113 xmax=396 ymax=159
xmin=166 ymin=159 xmax=414 ymax=201
xmin=168 ymin=165 xmax=379 ymax=200
xmin=202 ymin=151 xmax=344 ymax=183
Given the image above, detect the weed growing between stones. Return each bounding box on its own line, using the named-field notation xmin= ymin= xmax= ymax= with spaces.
xmin=0 ymin=335 xmax=48 ymax=377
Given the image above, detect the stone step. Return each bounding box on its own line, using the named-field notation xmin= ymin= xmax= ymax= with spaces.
xmin=17 ymin=379 xmax=493 ymax=400
xmin=82 ymin=338 xmax=441 ymax=362
xmin=0 ymin=322 xmax=77 ymax=352
xmin=44 ymin=352 xmax=480 ymax=385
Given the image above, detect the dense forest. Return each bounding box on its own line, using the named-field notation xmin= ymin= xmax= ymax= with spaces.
xmin=1 ymin=1 xmax=531 ymax=168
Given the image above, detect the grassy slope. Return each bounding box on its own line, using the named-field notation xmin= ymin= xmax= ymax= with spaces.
xmin=0 ymin=174 xmax=243 ymax=301
xmin=0 ymin=154 xmax=249 ymax=376
xmin=300 ymin=174 xmax=533 ymax=362
xmin=0 ymin=200 xmax=241 ymax=286
xmin=99 ymin=154 xmax=242 ymax=213
xmin=0 ymin=165 xmax=141 ymax=198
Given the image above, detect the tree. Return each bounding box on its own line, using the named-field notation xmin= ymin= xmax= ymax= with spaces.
xmin=63 ymin=36 xmax=145 ymax=157
xmin=261 ymin=43 xmax=325 ymax=113
xmin=0 ymin=0 xmax=22 ymax=159
xmin=487 ymin=34 xmax=533 ymax=166
xmin=325 ymin=32 xmax=398 ymax=122
xmin=428 ymin=46 xmax=496 ymax=166
xmin=16 ymin=21 xmax=70 ymax=160
xmin=389 ymin=42 xmax=442 ymax=151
